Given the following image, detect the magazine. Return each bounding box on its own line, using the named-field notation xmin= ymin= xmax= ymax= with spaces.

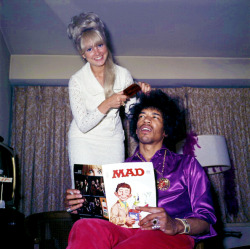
xmin=102 ymin=162 xmax=157 ymax=228
xmin=74 ymin=162 xmax=157 ymax=228
xmin=74 ymin=164 xmax=108 ymax=219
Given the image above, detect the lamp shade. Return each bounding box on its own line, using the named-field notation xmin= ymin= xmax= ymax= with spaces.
xmin=176 ymin=135 xmax=231 ymax=174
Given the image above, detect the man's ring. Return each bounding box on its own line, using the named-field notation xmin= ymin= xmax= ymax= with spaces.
xmin=152 ymin=218 xmax=160 ymax=230
xmin=152 ymin=218 xmax=159 ymax=225
xmin=66 ymin=207 xmax=72 ymax=213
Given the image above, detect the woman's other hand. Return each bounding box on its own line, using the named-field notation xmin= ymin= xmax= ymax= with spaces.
xmin=138 ymin=82 xmax=151 ymax=94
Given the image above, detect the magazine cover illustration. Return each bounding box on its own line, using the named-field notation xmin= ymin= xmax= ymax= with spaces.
xmin=102 ymin=162 xmax=156 ymax=228
xmin=74 ymin=164 xmax=108 ymax=219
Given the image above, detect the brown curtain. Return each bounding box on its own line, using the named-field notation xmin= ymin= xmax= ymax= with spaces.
xmin=11 ymin=86 xmax=249 ymax=224
xmin=11 ymin=86 xmax=72 ymax=216
xmin=183 ymin=87 xmax=250 ymax=223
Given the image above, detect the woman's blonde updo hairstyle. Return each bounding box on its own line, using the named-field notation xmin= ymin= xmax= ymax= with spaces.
xmin=67 ymin=12 xmax=115 ymax=98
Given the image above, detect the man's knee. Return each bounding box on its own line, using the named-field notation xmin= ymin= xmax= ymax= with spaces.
xmin=74 ymin=218 xmax=109 ymax=230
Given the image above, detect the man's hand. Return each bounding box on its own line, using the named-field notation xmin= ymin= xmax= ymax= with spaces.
xmin=65 ymin=189 xmax=84 ymax=214
xmin=136 ymin=206 xmax=210 ymax=235
xmin=135 ymin=206 xmax=181 ymax=235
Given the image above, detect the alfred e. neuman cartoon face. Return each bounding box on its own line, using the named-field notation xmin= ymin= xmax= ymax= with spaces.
xmin=114 ymin=187 xmax=132 ymax=202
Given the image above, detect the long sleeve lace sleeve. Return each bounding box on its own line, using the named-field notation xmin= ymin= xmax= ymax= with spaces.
xmin=69 ymin=77 xmax=106 ymax=133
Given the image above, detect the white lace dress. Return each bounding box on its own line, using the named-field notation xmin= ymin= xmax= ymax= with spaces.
xmin=68 ymin=62 xmax=135 ymax=187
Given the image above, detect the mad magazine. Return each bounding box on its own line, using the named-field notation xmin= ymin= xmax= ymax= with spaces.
xmin=102 ymin=162 xmax=157 ymax=228
xmin=74 ymin=162 xmax=157 ymax=228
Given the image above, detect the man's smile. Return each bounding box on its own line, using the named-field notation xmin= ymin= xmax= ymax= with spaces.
xmin=139 ymin=125 xmax=152 ymax=133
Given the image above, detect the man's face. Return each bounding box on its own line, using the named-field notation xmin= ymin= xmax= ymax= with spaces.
xmin=136 ymin=108 xmax=165 ymax=146
xmin=115 ymin=187 xmax=132 ymax=202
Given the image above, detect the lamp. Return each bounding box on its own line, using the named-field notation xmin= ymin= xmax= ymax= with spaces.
xmin=176 ymin=135 xmax=231 ymax=174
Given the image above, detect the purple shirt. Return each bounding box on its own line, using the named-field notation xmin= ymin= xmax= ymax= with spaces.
xmin=125 ymin=145 xmax=217 ymax=241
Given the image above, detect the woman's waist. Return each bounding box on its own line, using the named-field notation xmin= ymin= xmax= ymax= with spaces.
xmin=69 ymin=120 xmax=124 ymax=138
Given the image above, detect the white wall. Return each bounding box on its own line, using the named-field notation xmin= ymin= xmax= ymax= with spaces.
xmin=0 ymin=30 xmax=11 ymax=144
xmin=9 ymin=55 xmax=250 ymax=87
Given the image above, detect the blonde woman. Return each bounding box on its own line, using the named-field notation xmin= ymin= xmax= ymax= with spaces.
xmin=67 ymin=12 xmax=151 ymax=187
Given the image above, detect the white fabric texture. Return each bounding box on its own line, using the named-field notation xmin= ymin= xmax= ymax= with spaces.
xmin=68 ymin=62 xmax=135 ymax=187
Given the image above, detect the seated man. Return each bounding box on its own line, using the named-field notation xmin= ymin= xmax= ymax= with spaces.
xmin=65 ymin=90 xmax=217 ymax=249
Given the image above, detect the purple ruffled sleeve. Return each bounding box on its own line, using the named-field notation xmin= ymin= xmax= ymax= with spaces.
xmin=183 ymin=156 xmax=217 ymax=240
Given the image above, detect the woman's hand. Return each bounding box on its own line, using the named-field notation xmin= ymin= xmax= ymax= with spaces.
xmin=138 ymin=82 xmax=151 ymax=94
xmin=135 ymin=206 xmax=181 ymax=235
xmin=65 ymin=189 xmax=84 ymax=214
xmin=108 ymin=91 xmax=128 ymax=108
xmin=98 ymin=91 xmax=128 ymax=114
xmin=98 ymin=82 xmax=150 ymax=114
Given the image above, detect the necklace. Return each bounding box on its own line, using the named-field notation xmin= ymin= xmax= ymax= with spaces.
xmin=136 ymin=150 xmax=170 ymax=191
